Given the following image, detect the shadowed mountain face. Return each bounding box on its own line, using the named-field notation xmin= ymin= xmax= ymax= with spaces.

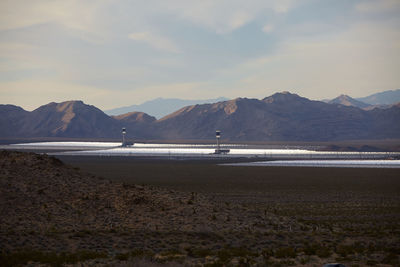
xmin=328 ymin=94 xmax=370 ymax=109
xmin=1 ymin=93 xmax=400 ymax=141
xmin=0 ymin=105 xmax=30 ymax=137
xmin=113 ymin=112 xmax=157 ymax=139
xmin=156 ymin=92 xmax=399 ymax=141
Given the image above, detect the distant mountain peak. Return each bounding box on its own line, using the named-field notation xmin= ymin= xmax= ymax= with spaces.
xmin=263 ymin=91 xmax=306 ymax=103
xmin=113 ymin=111 xmax=156 ymax=123
xmin=36 ymin=100 xmax=86 ymax=110
xmin=329 ymin=95 xmax=370 ymax=108
xmin=56 ymin=100 xmax=81 ymax=113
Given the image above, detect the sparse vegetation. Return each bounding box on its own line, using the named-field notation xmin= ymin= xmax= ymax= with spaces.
xmin=0 ymin=249 xmax=107 ymax=267
xmin=1 ymin=151 xmax=400 ymax=266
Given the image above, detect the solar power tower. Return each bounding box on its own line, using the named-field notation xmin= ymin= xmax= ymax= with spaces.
xmin=215 ymin=130 xmax=230 ymax=154
xmin=122 ymin=127 xmax=127 ymax=147
xmin=216 ymin=130 xmax=221 ymax=152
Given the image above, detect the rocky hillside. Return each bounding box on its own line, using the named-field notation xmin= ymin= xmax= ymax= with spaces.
xmin=0 ymin=151 xmax=291 ymax=266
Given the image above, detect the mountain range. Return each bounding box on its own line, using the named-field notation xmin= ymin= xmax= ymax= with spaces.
xmin=1 ymin=91 xmax=399 ymax=142
xmin=106 ymin=90 xmax=400 ymax=118
xmin=324 ymin=89 xmax=400 ymax=109
xmin=356 ymin=89 xmax=400 ymax=105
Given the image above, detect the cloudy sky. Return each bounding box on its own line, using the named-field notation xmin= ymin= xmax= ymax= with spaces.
xmin=1 ymin=0 xmax=399 ymax=110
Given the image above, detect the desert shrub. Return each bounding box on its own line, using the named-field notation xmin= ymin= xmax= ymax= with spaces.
xmin=64 ymin=250 xmax=107 ymax=263
xmin=216 ymin=247 xmax=254 ymax=263
xmin=159 ymin=249 xmax=181 ymax=256
xmin=155 ymin=249 xmax=185 ymax=263
xmin=71 ymin=229 xmax=93 ymax=238
xmin=316 ymin=246 xmax=332 ymax=258
xmin=204 ymin=262 xmax=224 ymax=267
xmin=302 ymin=242 xmax=332 ymax=258
xmin=299 ymin=256 xmax=311 ymax=264
xmin=275 ymin=247 xmax=296 ymax=258
xmin=366 ymin=259 xmax=378 ymax=265
xmin=303 ymin=243 xmax=318 ymax=255
xmin=216 ymin=249 xmax=231 ymax=262
xmin=187 ymin=247 xmax=214 ymax=258
xmin=115 ymin=252 xmax=129 ymax=261
xmin=278 ymin=259 xmax=296 ymax=266
xmin=130 ymin=248 xmax=153 ymax=258
xmin=382 ymin=253 xmax=399 ymax=265
xmin=0 ymin=249 xmax=107 ymax=267
xmin=336 ymin=245 xmax=355 ymax=257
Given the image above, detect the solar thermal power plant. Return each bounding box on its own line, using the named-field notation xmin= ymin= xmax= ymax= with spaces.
xmin=4 ymin=140 xmax=400 ymax=168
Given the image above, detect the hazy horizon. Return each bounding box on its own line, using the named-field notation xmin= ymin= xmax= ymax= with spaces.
xmin=4 ymin=89 xmax=400 ymax=112
xmin=1 ymin=0 xmax=399 ymax=111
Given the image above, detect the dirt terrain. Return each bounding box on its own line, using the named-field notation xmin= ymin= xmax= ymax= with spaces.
xmin=1 ymin=151 xmax=400 ymax=266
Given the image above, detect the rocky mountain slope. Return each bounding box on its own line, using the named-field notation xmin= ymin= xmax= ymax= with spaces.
xmin=0 ymin=101 xmax=149 ymax=139
xmin=1 ymin=92 xmax=399 ymax=141
xmin=24 ymin=101 xmax=120 ymax=138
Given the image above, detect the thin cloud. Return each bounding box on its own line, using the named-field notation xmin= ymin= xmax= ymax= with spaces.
xmin=0 ymin=0 xmax=399 ymax=110
xmin=216 ymin=22 xmax=400 ymax=100
xmin=128 ymin=32 xmax=180 ymax=53
xmin=262 ymin=24 xmax=274 ymax=33
xmin=160 ymin=0 xmax=299 ymax=34
xmin=356 ymin=0 xmax=400 ymax=13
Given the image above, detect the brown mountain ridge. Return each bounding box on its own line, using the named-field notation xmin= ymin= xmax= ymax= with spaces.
xmin=1 ymin=92 xmax=399 ymax=141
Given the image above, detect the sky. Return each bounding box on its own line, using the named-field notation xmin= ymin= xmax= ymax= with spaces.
xmin=0 ymin=0 xmax=399 ymax=111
